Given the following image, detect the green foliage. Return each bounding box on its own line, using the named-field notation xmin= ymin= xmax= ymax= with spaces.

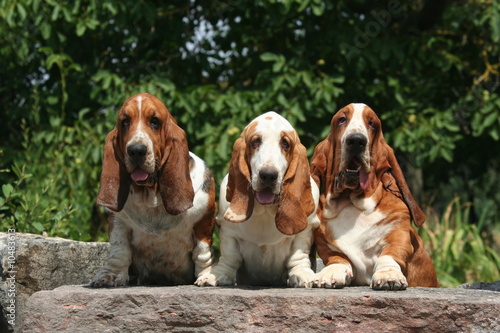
xmin=0 ymin=164 xmax=75 ymax=236
xmin=0 ymin=107 xmax=112 ymax=240
xmin=419 ymin=198 xmax=500 ymax=287
xmin=0 ymin=0 xmax=499 ymax=276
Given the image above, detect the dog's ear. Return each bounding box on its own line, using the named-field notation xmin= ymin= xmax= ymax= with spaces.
xmin=224 ymin=136 xmax=254 ymax=223
xmin=96 ymin=129 xmax=130 ymax=212
xmin=384 ymin=143 xmax=426 ymax=227
xmin=310 ymin=135 xmax=334 ymax=193
xmin=368 ymin=122 xmax=426 ymax=227
xmin=275 ymin=140 xmax=315 ymax=235
xmin=311 ymin=126 xmax=340 ymax=198
xmin=159 ymin=117 xmax=194 ymax=215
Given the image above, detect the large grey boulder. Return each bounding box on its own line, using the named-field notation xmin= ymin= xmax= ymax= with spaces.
xmin=24 ymin=285 xmax=500 ymax=332
xmin=0 ymin=232 xmax=109 ymax=332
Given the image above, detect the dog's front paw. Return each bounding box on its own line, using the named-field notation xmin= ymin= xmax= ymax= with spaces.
xmin=194 ymin=273 xmax=217 ymax=287
xmin=195 ymin=271 xmax=235 ymax=287
xmin=288 ymin=268 xmax=316 ymax=288
xmin=90 ymin=268 xmax=129 ymax=288
xmin=371 ymin=269 xmax=408 ymax=290
xmin=313 ymin=263 xmax=353 ymax=289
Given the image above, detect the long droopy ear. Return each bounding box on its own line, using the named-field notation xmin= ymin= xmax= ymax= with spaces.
xmin=384 ymin=142 xmax=426 ymax=227
xmin=159 ymin=117 xmax=194 ymax=215
xmin=276 ymin=142 xmax=315 ymax=235
xmin=224 ymin=136 xmax=254 ymax=223
xmin=96 ymin=129 xmax=130 ymax=212
xmin=310 ymin=133 xmax=336 ymax=197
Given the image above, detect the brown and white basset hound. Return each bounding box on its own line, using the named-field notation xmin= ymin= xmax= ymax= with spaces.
xmin=311 ymin=103 xmax=438 ymax=290
xmin=90 ymin=93 xmax=215 ymax=287
xmin=195 ymin=112 xmax=320 ymax=287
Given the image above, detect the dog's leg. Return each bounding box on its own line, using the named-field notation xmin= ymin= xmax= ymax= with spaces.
xmin=370 ymin=229 xmax=412 ymax=290
xmin=287 ymin=226 xmax=316 ymax=288
xmin=192 ymin=238 xmax=214 ymax=278
xmin=192 ymin=205 xmax=216 ymax=278
xmin=90 ymin=216 xmax=132 ymax=287
xmin=195 ymin=233 xmax=241 ymax=287
xmin=313 ymin=228 xmax=354 ymax=288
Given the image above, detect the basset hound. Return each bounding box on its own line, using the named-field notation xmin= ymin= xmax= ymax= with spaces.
xmin=195 ymin=112 xmax=320 ymax=287
xmin=90 ymin=93 xmax=215 ymax=287
xmin=311 ymin=103 xmax=438 ymax=290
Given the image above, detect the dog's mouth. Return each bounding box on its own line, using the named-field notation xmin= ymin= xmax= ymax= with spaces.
xmin=255 ymin=187 xmax=279 ymax=205
xmin=343 ymin=158 xmax=369 ymax=190
xmin=131 ymin=168 xmax=152 ymax=185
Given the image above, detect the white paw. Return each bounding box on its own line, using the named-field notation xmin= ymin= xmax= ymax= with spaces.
xmin=288 ymin=268 xmax=316 ymax=288
xmin=313 ymin=263 xmax=353 ymax=288
xmin=371 ymin=269 xmax=408 ymax=290
xmin=90 ymin=268 xmax=129 ymax=288
xmin=195 ymin=272 xmax=235 ymax=287
xmin=194 ymin=273 xmax=217 ymax=287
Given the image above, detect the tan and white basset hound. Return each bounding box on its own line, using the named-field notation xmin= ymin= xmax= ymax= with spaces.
xmin=90 ymin=93 xmax=215 ymax=287
xmin=195 ymin=112 xmax=320 ymax=287
xmin=311 ymin=103 xmax=438 ymax=290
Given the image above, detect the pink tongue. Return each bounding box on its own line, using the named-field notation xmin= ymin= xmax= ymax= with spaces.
xmin=131 ymin=168 xmax=149 ymax=182
xmin=359 ymin=169 xmax=369 ymax=190
xmin=255 ymin=188 xmax=275 ymax=204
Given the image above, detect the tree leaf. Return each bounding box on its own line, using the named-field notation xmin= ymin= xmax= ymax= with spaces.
xmin=260 ymin=52 xmax=279 ymax=62
xmin=32 ymin=222 xmax=45 ymax=232
xmin=2 ymin=184 xmax=14 ymax=198
xmin=76 ymin=21 xmax=86 ymax=36
xmin=16 ymin=3 xmax=27 ymax=21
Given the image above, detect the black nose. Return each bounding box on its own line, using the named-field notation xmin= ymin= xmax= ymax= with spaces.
xmin=259 ymin=168 xmax=278 ymax=184
xmin=127 ymin=144 xmax=147 ymax=162
xmin=346 ymin=133 xmax=367 ymax=153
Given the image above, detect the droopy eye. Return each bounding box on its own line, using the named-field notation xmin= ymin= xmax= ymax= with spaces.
xmin=122 ymin=117 xmax=130 ymax=129
xmin=281 ymin=138 xmax=290 ymax=151
xmin=150 ymin=116 xmax=161 ymax=129
xmin=368 ymin=120 xmax=376 ymax=130
xmin=251 ymin=138 xmax=261 ymax=149
xmin=338 ymin=116 xmax=347 ymax=126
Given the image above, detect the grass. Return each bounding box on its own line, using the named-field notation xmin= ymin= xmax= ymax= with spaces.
xmin=419 ymin=197 xmax=500 ymax=288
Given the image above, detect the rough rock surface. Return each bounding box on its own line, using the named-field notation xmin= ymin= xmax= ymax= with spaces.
xmin=0 ymin=233 xmax=109 ymax=332
xmin=458 ymin=280 xmax=500 ymax=292
xmin=3 ymin=233 xmax=500 ymax=333
xmin=24 ymin=285 xmax=500 ymax=333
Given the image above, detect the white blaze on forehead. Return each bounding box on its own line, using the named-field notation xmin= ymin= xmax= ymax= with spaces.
xmin=125 ymin=94 xmax=155 ymax=173
xmin=128 ymin=94 xmax=147 ymax=143
xmin=342 ymin=103 xmax=369 ymax=143
xmin=136 ymin=95 xmax=143 ymax=114
xmin=135 ymin=95 xmax=144 ymax=131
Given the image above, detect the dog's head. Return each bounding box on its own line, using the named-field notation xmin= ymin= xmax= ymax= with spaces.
xmin=97 ymin=93 xmax=194 ymax=215
xmin=311 ymin=103 xmax=425 ymax=226
xmin=224 ymin=112 xmax=315 ymax=235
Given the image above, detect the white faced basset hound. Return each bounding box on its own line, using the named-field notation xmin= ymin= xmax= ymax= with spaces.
xmin=90 ymin=93 xmax=215 ymax=287
xmin=311 ymin=103 xmax=438 ymax=290
xmin=195 ymin=112 xmax=320 ymax=287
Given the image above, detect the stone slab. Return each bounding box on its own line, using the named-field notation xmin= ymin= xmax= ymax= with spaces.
xmin=0 ymin=233 xmax=109 ymax=332
xmin=24 ymin=285 xmax=500 ymax=332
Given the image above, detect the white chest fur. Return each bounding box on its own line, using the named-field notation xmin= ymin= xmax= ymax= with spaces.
xmin=219 ymin=201 xmax=295 ymax=285
xmin=324 ymin=196 xmax=393 ymax=285
xmin=119 ymin=189 xmax=185 ymax=234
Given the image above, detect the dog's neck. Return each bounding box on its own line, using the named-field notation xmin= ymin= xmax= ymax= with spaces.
xmin=130 ymin=183 xmax=162 ymax=208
